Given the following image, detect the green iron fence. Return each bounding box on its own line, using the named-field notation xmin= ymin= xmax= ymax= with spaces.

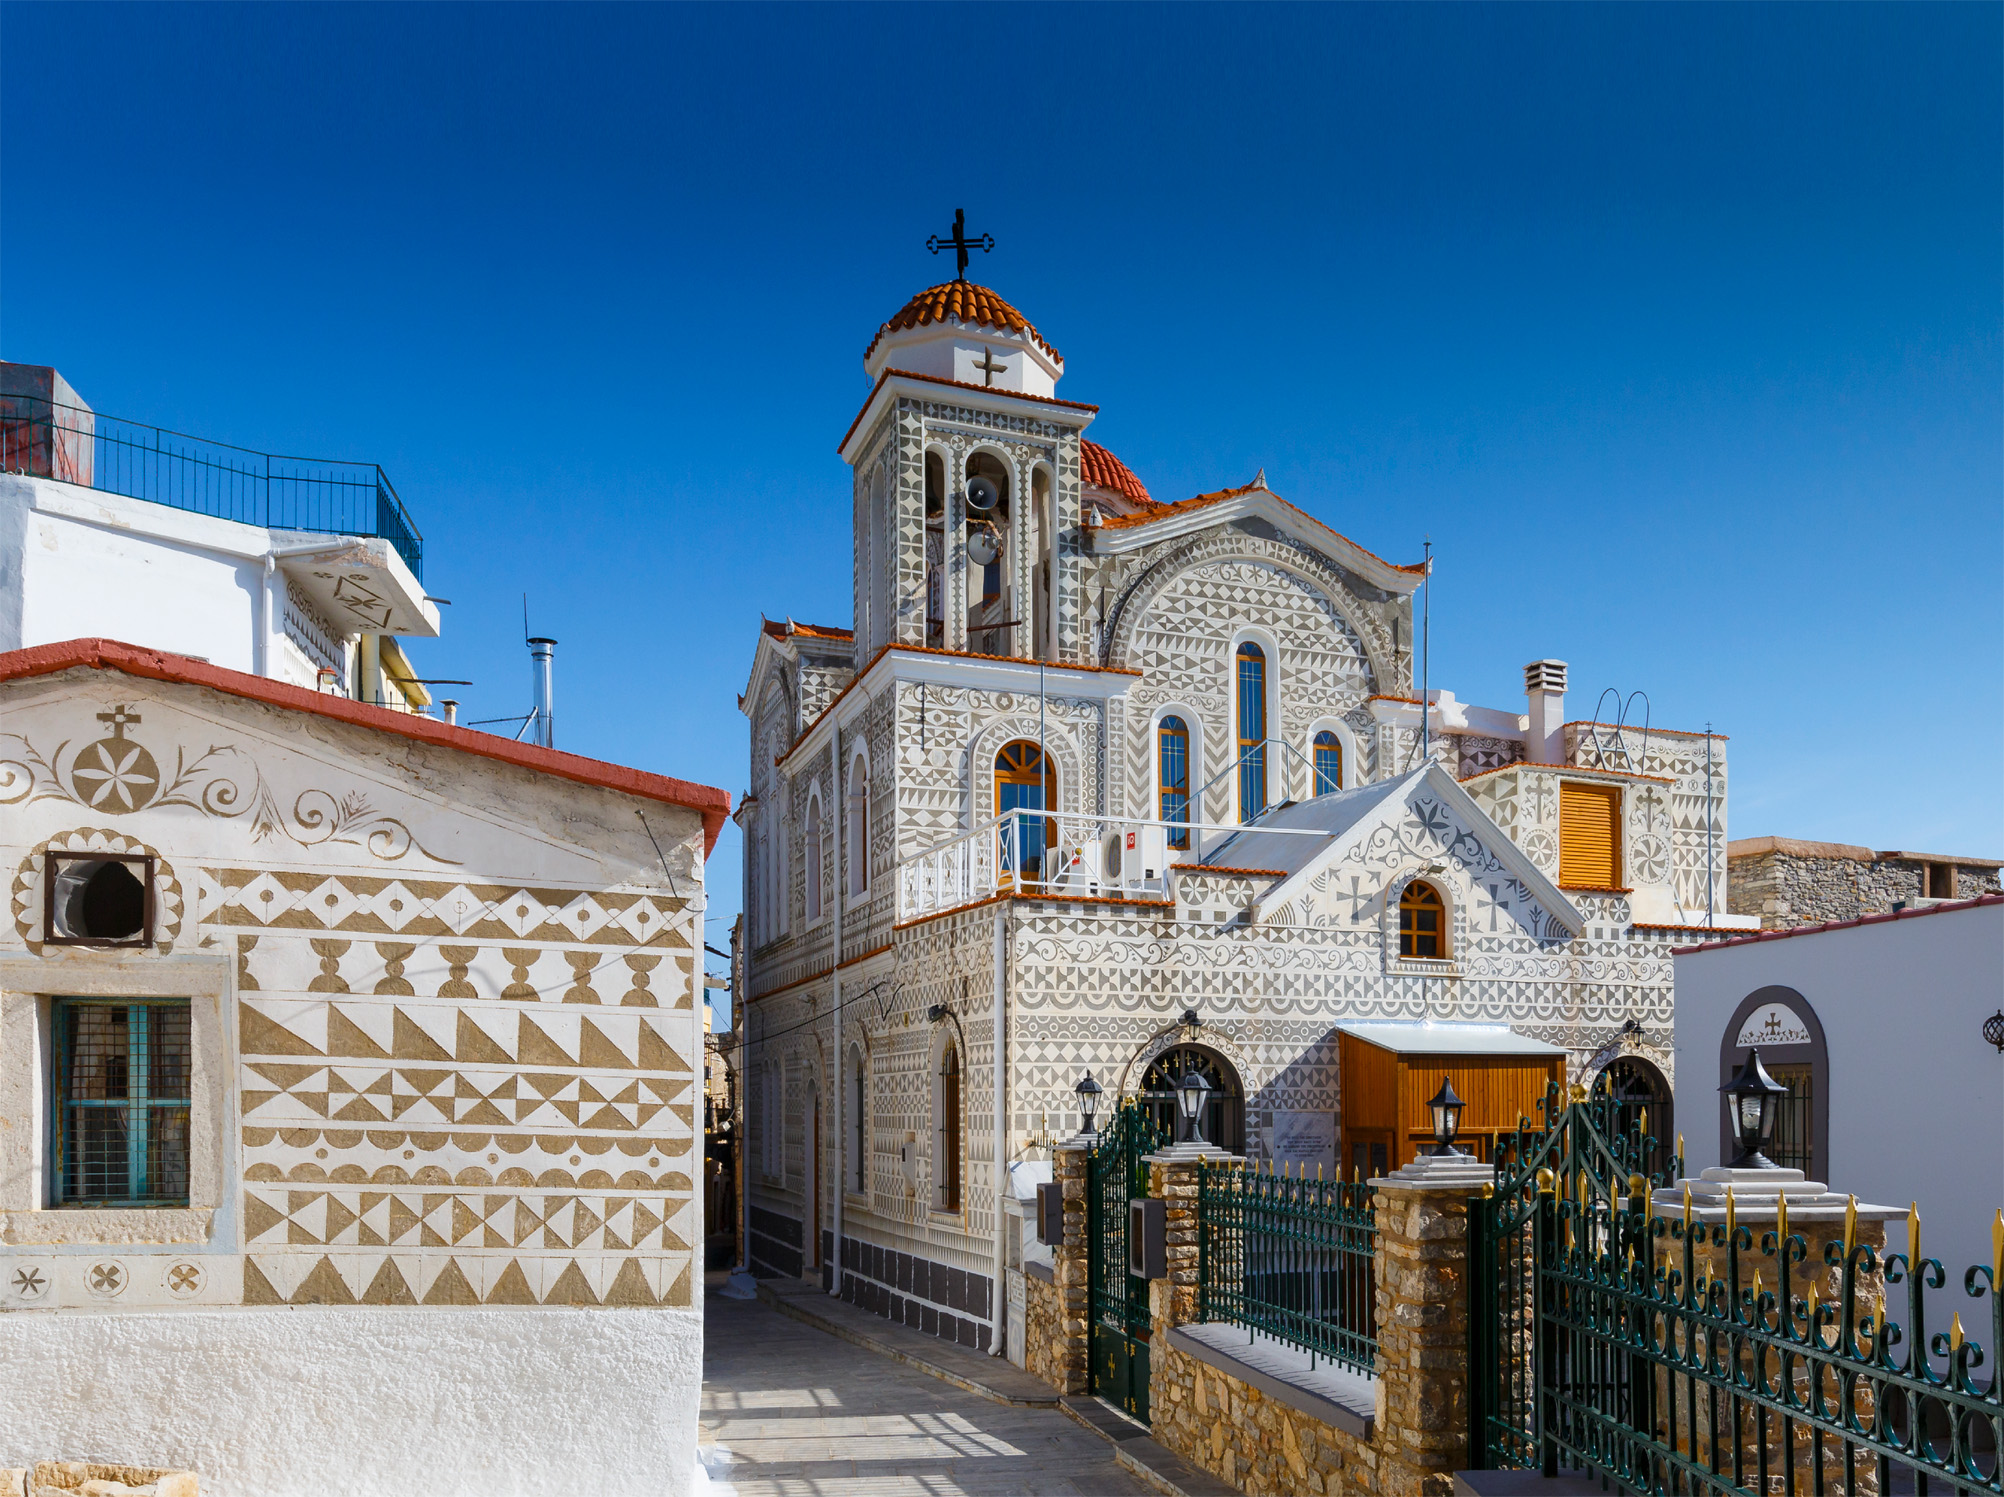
xmin=0 ymin=397 xmax=424 ymax=580
xmin=1471 ymin=1080 xmax=2003 ymax=1497
xmin=1090 ymin=1101 xmax=1164 ymax=1422
xmin=1198 ymin=1160 xmax=1377 ymax=1373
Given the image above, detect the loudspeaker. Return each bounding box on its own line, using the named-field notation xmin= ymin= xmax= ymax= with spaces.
xmin=965 ymin=474 xmax=1001 ymax=512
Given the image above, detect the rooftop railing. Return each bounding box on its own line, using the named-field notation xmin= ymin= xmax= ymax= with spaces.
xmin=0 ymin=397 xmax=424 ymax=581
xmin=896 ymin=807 xmax=1331 ymax=921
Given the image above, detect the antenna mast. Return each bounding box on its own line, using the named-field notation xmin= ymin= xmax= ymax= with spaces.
xmin=1420 ymin=539 xmax=1432 ymax=762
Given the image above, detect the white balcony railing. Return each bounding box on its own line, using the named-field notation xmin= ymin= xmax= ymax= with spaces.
xmin=896 ymin=808 xmax=1329 ymax=922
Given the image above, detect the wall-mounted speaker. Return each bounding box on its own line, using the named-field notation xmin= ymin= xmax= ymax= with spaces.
xmin=965 ymin=475 xmax=1001 ymax=513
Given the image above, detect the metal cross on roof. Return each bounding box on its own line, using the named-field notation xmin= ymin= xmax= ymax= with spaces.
xmin=927 ymin=208 xmax=993 ymax=282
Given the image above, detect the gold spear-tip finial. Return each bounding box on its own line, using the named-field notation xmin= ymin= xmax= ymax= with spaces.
xmin=1950 ymin=1313 xmax=1966 ymax=1354
xmin=1907 ymin=1203 xmax=1920 ymax=1266
xmin=1725 ymin=1183 xmax=1737 ymax=1237
xmin=1682 ymin=1183 xmax=1693 ymax=1237
xmin=1992 ymin=1208 xmax=2002 ymax=1281
xmin=1776 ymin=1189 xmax=1789 ymax=1244
xmin=1844 ymin=1195 xmax=1858 ymax=1257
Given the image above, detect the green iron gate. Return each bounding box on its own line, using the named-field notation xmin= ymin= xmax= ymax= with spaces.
xmin=1089 ymin=1101 xmax=1163 ymax=1422
xmin=1468 ymin=1078 xmax=2003 ymax=1497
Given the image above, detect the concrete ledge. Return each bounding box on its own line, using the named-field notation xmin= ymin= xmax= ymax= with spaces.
xmin=1168 ymin=1322 xmax=1377 ymax=1439
xmin=1024 ymin=1259 xmax=1054 ymax=1284
xmin=1059 ymin=1398 xmax=1239 ymax=1497
xmin=1455 ymin=1470 xmax=1633 ymax=1497
xmin=756 ymin=1279 xmax=1059 ymax=1409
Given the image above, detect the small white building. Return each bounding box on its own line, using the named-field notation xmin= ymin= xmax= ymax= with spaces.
xmin=0 ymin=361 xmax=440 ymax=712
xmin=1671 ymin=894 xmax=2004 ymax=1283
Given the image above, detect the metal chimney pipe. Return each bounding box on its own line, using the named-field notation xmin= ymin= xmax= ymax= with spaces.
xmin=527 ymin=637 xmax=557 ymax=747
xmin=440 ymin=700 xmax=458 ymax=727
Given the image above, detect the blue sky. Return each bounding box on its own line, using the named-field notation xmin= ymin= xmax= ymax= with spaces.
xmin=4 ymin=3 xmax=1998 ymax=1005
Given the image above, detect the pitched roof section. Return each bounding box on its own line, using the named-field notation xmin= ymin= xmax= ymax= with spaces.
xmin=761 ymin=619 xmax=854 ymax=643
xmin=864 ymin=282 xmax=1060 ymax=364
xmin=1080 ymin=439 xmax=1154 ymax=506
xmin=0 ymin=639 xmax=732 ymax=855
xmin=1676 ymin=893 xmax=2003 ymax=955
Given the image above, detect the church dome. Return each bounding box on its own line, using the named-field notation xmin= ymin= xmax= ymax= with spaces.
xmin=1081 ymin=439 xmax=1153 ymax=506
xmin=865 ymin=282 xmax=1061 ymax=366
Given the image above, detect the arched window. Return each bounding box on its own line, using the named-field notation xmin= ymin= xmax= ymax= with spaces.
xmin=1313 ymin=730 xmax=1343 ymax=797
xmin=1158 ymin=716 xmax=1191 ymax=849
xmin=804 ymin=791 xmax=823 ymax=923
xmin=994 ymin=740 xmax=1056 ymax=881
xmin=846 ymin=754 xmax=869 ymax=899
xmin=848 ymin=1043 xmax=868 ymax=1194
xmin=1399 ymin=880 xmax=1446 ymax=958
xmin=1596 ymin=1056 xmax=1673 ymax=1176
xmin=936 ymin=1041 xmax=962 ymax=1212
xmin=1236 ymin=642 xmax=1267 ymax=821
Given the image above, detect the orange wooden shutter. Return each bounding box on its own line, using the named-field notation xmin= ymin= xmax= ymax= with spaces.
xmin=1559 ymin=783 xmax=1621 ymax=887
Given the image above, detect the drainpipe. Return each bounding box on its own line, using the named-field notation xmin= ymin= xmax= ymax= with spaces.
xmin=258 ymin=555 xmax=278 ymax=679
xmin=830 ymin=732 xmax=844 ymax=1297
xmin=990 ymin=900 xmax=1007 ymax=1355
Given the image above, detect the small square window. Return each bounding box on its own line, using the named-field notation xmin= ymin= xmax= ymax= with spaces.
xmin=51 ymin=997 xmax=192 ymax=1207
xmin=43 ymin=851 xmax=155 ymax=947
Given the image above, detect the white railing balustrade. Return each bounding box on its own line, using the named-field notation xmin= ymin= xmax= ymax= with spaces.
xmin=897 ymin=809 xmax=1330 ymax=921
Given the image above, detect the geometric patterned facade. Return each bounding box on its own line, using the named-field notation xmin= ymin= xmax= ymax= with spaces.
xmin=738 ymin=282 xmax=1736 ymax=1348
xmin=0 ymin=655 xmax=716 ymax=1321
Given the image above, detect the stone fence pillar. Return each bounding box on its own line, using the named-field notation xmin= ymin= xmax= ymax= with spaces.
xmin=1147 ymin=1150 xmax=1211 ymax=1334
xmin=1024 ymin=1138 xmax=1092 ymax=1394
xmin=1372 ymin=1153 xmax=1497 ymax=1497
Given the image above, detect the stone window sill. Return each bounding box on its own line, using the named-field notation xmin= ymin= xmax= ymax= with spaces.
xmin=1024 ymin=1259 xmax=1054 ymax=1285
xmin=1384 ymin=957 xmax=1461 ymax=979
xmin=1 ymin=1206 xmax=215 ymax=1247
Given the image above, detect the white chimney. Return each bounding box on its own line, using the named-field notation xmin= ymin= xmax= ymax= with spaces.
xmin=440 ymin=699 xmax=458 ymax=727
xmin=1524 ymin=659 xmax=1567 ymax=765
xmin=528 ymin=637 xmax=557 ymax=748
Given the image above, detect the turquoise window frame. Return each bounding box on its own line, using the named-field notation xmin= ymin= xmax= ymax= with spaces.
xmin=49 ymin=997 xmax=193 ymax=1208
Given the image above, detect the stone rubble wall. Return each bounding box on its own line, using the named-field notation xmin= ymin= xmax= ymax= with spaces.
xmin=1729 ymin=850 xmax=2000 ymax=930
xmin=1150 ymin=1339 xmax=1378 ymax=1497
xmin=3 ymin=1465 xmax=198 ymax=1497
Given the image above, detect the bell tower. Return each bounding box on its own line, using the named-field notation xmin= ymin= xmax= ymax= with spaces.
xmin=840 ymin=215 xmax=1092 ymax=664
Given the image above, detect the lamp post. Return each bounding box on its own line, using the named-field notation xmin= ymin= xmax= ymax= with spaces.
xmin=1074 ymin=1071 xmax=1103 ymax=1141
xmin=1175 ymin=1068 xmax=1213 ymax=1146
xmin=1427 ymin=1077 xmax=1467 ymax=1158
xmin=1178 ymin=1007 xmax=1202 ymax=1046
xmin=1721 ymin=1049 xmax=1788 ymax=1168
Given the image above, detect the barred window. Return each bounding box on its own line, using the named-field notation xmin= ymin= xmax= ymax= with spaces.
xmin=52 ymin=998 xmax=191 ymax=1207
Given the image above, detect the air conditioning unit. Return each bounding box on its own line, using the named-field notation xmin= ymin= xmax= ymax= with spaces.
xmin=1116 ymin=823 xmax=1169 ymax=890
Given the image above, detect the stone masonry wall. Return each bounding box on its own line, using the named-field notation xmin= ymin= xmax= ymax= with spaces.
xmin=1151 ymin=1338 xmax=1377 ymax=1497
xmin=1024 ymin=1141 xmax=1090 ymax=1395
xmin=1371 ymin=1185 xmax=1473 ymax=1497
xmin=1729 ymin=848 xmax=2000 ymax=930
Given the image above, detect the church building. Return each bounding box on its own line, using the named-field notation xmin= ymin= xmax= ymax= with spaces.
xmin=737 ymin=247 xmax=1754 ymax=1357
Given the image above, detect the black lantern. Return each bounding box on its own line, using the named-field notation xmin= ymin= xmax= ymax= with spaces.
xmin=1074 ymin=1071 xmax=1103 ymax=1138
xmin=1720 ymin=1049 xmax=1788 ymax=1168
xmin=1178 ymin=1007 xmax=1203 ymax=1046
xmin=1427 ymin=1077 xmax=1467 ymax=1157
xmin=1175 ymin=1068 xmax=1213 ymax=1145
xmin=1984 ymin=1009 xmax=2004 ymax=1053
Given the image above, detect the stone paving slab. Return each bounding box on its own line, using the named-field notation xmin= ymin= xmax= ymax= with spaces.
xmin=758 ymin=1276 xmax=1062 ymax=1408
xmin=704 ymin=1286 xmax=1156 ymax=1496
xmin=1059 ymin=1397 xmax=1240 ymax=1497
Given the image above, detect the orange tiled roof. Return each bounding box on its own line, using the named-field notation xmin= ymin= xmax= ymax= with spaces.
xmin=762 ymin=619 xmax=854 ymax=642
xmin=864 ymin=282 xmax=1060 ymax=364
xmin=1080 ymin=439 xmax=1153 ymax=506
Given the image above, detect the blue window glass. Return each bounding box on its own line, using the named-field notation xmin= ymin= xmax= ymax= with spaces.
xmin=995 ymin=740 xmax=1054 ymax=878
xmin=1158 ymin=716 xmax=1190 ymax=849
xmin=52 ymin=998 xmax=191 ymax=1207
xmin=1314 ymin=730 xmax=1343 ymax=796
xmin=1236 ymin=644 xmax=1266 ymax=822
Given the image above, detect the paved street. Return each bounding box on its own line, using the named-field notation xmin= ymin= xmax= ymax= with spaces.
xmin=699 ymin=1290 xmax=1154 ymax=1496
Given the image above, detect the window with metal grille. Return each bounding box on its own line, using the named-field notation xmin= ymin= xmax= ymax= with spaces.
xmin=1158 ymin=717 xmax=1190 ymax=848
xmin=51 ymin=998 xmax=191 ymax=1207
xmin=1767 ymin=1063 xmax=1815 ymax=1176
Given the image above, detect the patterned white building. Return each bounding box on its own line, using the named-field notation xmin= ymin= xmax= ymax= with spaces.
xmin=738 ymin=276 xmax=1754 ymax=1354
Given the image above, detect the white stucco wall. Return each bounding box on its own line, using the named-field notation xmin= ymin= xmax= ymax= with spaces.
xmin=1672 ymin=900 xmax=2003 ymax=1281
xmin=0 ymin=1305 xmax=701 ymax=1497
xmin=0 ymin=475 xmax=264 ymax=668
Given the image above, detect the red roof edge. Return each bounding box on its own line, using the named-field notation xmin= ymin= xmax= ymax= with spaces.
xmin=1675 ymin=892 xmax=2004 ymax=954
xmin=0 ymin=639 xmax=733 ymax=857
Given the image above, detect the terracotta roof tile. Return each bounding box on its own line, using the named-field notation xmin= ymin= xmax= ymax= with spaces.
xmin=1080 ymin=439 xmax=1153 ymax=506
xmin=762 ymin=619 xmax=854 ymax=642
xmin=0 ymin=638 xmax=732 ymax=854
xmin=865 ymin=282 xmax=1059 ymax=364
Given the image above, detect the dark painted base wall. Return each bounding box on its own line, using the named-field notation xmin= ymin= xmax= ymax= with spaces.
xmin=836 ymin=1233 xmax=993 ymax=1353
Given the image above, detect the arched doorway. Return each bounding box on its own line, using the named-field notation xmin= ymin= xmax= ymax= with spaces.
xmin=994 ymin=740 xmax=1056 ymax=882
xmin=1596 ymin=1055 xmax=1672 ymax=1174
xmin=1137 ymin=1045 xmax=1244 ymax=1154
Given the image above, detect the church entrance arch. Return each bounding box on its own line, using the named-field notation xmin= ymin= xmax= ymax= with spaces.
xmin=1594 ymin=1054 xmax=1672 ymax=1175
xmin=994 ymin=740 xmax=1056 ymax=882
xmin=1137 ymin=1045 xmax=1245 ymax=1154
